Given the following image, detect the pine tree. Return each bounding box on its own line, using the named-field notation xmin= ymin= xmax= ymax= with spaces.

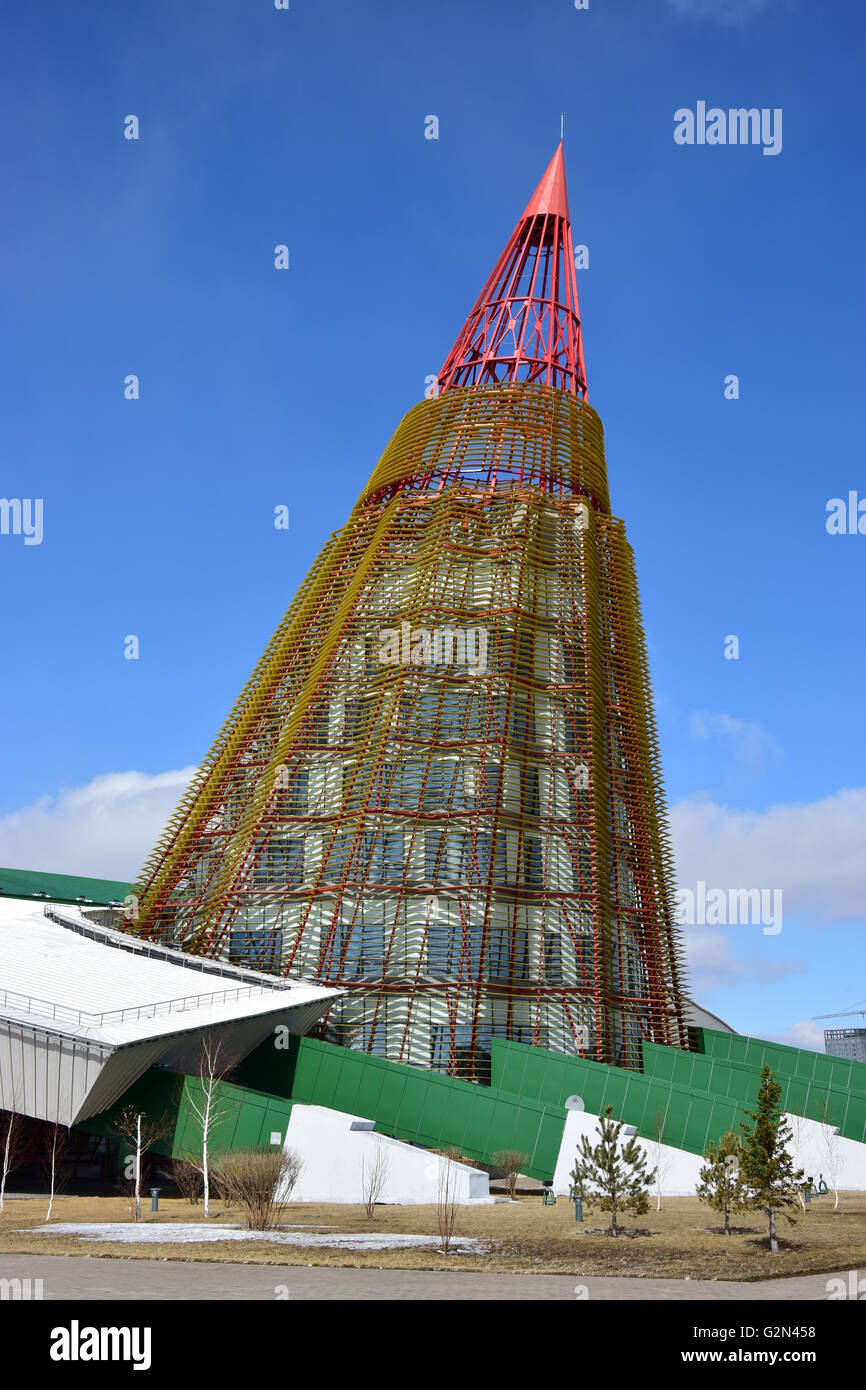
xmin=696 ymin=1131 xmax=746 ymax=1235
xmin=739 ymin=1065 xmax=805 ymax=1253
xmin=569 ymin=1106 xmax=655 ymax=1237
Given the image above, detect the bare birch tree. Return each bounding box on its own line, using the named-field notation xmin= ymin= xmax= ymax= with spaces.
xmin=649 ymin=1111 xmax=672 ymax=1211
xmin=361 ymin=1137 xmax=391 ymax=1219
xmin=787 ymin=1112 xmax=810 ymax=1211
xmin=0 ymin=1107 xmax=26 ymax=1213
xmin=818 ymin=1095 xmax=843 ymax=1211
xmin=42 ymin=1123 xmax=70 ymax=1223
xmin=114 ymin=1107 xmax=171 ymax=1221
xmin=183 ymin=1034 xmax=230 ymax=1218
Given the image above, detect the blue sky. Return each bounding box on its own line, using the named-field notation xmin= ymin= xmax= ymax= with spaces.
xmin=1 ymin=0 xmax=864 ymax=1046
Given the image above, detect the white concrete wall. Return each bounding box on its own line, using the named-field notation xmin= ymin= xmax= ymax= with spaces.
xmin=784 ymin=1113 xmax=866 ymax=1193
xmin=552 ymin=1104 xmax=866 ymax=1197
xmin=278 ymin=1104 xmax=490 ymax=1205
xmin=552 ymin=1108 xmax=703 ymax=1197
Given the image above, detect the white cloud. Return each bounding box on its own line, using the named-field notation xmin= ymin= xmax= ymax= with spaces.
xmin=689 ymin=710 xmax=782 ymax=774
xmin=0 ymin=768 xmax=196 ymax=881
xmin=682 ymin=926 xmax=804 ymax=1003
xmin=683 ymin=928 xmax=745 ymax=994
xmin=779 ymin=1020 xmax=826 ymax=1052
xmin=667 ymin=0 xmax=779 ymax=23
xmin=672 ymin=786 xmax=865 ymax=1003
xmin=670 ymin=786 xmax=866 ymax=923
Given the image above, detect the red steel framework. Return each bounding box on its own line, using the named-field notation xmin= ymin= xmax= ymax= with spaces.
xmin=438 ymin=143 xmax=588 ymax=398
xmin=128 ymin=144 xmax=688 ymax=1080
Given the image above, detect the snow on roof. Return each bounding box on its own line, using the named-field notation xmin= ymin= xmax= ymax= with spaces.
xmin=0 ymin=898 xmax=339 ymax=1047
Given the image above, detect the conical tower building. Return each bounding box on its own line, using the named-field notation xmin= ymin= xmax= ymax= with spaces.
xmin=131 ymin=145 xmax=688 ymax=1079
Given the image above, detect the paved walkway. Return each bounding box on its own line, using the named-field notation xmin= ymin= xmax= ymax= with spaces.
xmin=0 ymin=1254 xmax=846 ymax=1300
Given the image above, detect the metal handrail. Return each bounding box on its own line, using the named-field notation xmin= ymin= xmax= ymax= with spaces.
xmin=42 ymin=906 xmax=295 ymax=991
xmin=0 ymin=981 xmax=271 ymax=1029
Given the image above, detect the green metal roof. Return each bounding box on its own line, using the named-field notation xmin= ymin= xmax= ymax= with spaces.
xmin=0 ymin=865 xmax=133 ymax=907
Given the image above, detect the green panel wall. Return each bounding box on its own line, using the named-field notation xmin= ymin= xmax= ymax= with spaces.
xmin=697 ymin=1028 xmax=866 ymax=1099
xmin=172 ymin=1077 xmax=294 ymax=1160
xmin=80 ymin=1023 xmax=866 ymax=1187
xmin=676 ymin=1031 xmax=866 ymax=1145
xmin=78 ymin=1070 xmax=295 ymax=1168
xmin=76 ymin=1069 xmax=183 ymax=1160
xmin=237 ymin=1034 xmax=567 ymax=1182
xmin=490 ymin=1038 xmax=749 ymax=1158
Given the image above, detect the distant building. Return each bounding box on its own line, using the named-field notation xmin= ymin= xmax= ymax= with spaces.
xmin=824 ymin=1028 xmax=866 ymax=1064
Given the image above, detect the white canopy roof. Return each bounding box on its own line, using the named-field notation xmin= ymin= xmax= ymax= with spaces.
xmin=0 ymin=899 xmax=340 ymax=1124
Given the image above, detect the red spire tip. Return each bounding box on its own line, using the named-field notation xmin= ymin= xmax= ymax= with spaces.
xmin=438 ymin=144 xmax=588 ymax=399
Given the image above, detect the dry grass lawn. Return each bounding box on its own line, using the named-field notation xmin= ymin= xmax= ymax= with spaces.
xmin=2 ymin=1190 xmax=865 ymax=1281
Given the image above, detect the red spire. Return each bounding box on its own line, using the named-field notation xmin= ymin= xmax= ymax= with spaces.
xmin=438 ymin=143 xmax=588 ymax=398
xmin=520 ymin=140 xmax=570 ymax=221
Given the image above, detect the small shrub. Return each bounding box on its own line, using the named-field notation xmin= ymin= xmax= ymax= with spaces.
xmin=492 ymin=1149 xmax=529 ymax=1200
xmin=213 ymin=1147 xmax=303 ymax=1231
xmin=361 ymin=1138 xmax=390 ymax=1219
xmin=436 ymin=1154 xmax=460 ymax=1255
xmin=172 ymin=1158 xmax=204 ymax=1205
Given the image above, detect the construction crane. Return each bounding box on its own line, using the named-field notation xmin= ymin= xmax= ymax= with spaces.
xmin=812 ymin=1001 xmax=866 ymax=1022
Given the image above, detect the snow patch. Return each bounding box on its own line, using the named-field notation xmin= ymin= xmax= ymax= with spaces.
xmin=28 ymin=1221 xmax=485 ymax=1253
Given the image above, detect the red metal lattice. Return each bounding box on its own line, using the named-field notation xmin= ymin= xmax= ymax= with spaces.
xmin=437 ymin=142 xmax=588 ymax=398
